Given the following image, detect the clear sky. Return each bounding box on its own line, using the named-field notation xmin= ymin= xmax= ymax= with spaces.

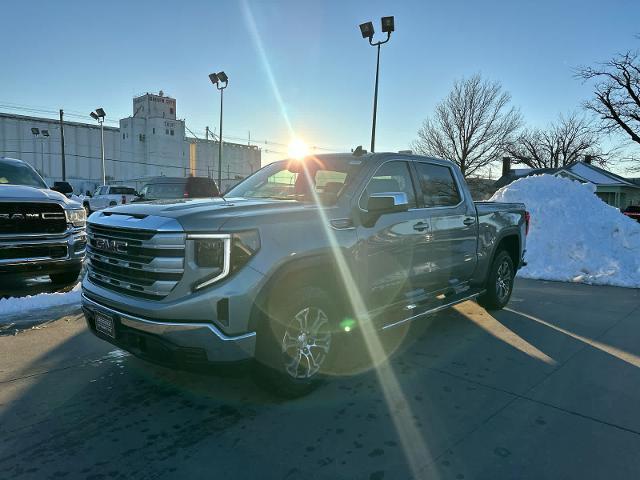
xmin=1 ymin=0 xmax=638 ymax=172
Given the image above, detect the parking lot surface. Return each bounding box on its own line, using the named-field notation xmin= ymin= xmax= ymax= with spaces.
xmin=1 ymin=278 xmax=639 ymax=479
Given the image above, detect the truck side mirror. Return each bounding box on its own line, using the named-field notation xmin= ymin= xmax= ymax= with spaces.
xmin=361 ymin=192 xmax=409 ymax=227
xmin=366 ymin=192 xmax=409 ymax=213
xmin=51 ymin=181 xmax=73 ymax=195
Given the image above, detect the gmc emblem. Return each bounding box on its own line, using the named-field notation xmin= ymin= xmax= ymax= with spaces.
xmin=94 ymin=238 xmax=128 ymax=253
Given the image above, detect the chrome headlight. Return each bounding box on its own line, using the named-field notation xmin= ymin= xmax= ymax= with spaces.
xmin=190 ymin=230 xmax=260 ymax=291
xmin=65 ymin=208 xmax=86 ymax=227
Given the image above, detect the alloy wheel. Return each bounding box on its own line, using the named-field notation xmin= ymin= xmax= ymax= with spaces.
xmin=281 ymin=306 xmax=332 ymax=379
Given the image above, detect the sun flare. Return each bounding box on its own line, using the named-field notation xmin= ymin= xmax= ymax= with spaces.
xmin=287 ymin=138 xmax=310 ymax=159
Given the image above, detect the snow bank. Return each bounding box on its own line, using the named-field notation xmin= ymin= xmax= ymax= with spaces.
xmin=0 ymin=283 xmax=81 ymax=317
xmin=490 ymin=174 xmax=640 ymax=288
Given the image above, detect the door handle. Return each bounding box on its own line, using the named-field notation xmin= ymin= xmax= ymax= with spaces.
xmin=413 ymin=221 xmax=429 ymax=232
xmin=463 ymin=217 xmax=476 ymax=226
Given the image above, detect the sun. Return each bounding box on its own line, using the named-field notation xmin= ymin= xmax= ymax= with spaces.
xmin=288 ymin=138 xmax=310 ymax=159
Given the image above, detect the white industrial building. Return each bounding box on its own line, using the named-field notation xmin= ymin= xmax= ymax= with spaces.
xmin=0 ymin=91 xmax=261 ymax=194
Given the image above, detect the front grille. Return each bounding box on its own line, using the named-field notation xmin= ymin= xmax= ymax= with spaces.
xmin=87 ymin=223 xmax=185 ymax=300
xmin=0 ymin=244 xmax=67 ymax=261
xmin=0 ymin=202 xmax=66 ymax=234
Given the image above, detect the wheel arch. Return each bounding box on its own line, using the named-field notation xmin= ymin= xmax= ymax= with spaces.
xmin=494 ymin=233 xmax=520 ymax=269
xmin=248 ymin=252 xmax=351 ymax=332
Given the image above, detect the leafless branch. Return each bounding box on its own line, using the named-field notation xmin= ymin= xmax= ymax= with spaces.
xmin=412 ymin=74 xmax=522 ymax=177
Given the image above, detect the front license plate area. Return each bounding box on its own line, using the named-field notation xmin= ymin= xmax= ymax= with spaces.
xmin=95 ymin=312 xmax=116 ymax=338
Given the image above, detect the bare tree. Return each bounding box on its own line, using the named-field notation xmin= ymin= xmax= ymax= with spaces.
xmin=576 ymin=48 xmax=640 ymax=146
xmin=506 ymin=113 xmax=609 ymax=169
xmin=412 ymin=74 xmax=521 ymax=177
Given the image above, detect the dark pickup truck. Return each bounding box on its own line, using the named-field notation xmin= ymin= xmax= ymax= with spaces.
xmin=82 ymin=152 xmax=528 ymax=395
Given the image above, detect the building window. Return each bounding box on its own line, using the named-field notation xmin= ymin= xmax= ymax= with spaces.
xmin=166 ymin=129 xmax=169 ymax=135
xmin=122 ymin=133 xmax=125 ymax=139
xmin=170 ymin=108 xmax=174 ymax=114
xmin=153 ymin=128 xmax=155 ymax=134
xmin=170 ymin=129 xmax=174 ymax=136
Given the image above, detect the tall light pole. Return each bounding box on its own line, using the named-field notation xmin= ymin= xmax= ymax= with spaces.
xmin=209 ymin=71 xmax=228 ymax=191
xmin=31 ymin=127 xmax=41 ymax=173
xmin=90 ymin=108 xmax=106 ymax=185
xmin=359 ymin=16 xmax=394 ymax=153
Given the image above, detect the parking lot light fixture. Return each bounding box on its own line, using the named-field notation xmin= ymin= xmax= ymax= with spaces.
xmin=358 ymin=16 xmax=394 ymax=153
xmin=359 ymin=21 xmax=374 ymax=39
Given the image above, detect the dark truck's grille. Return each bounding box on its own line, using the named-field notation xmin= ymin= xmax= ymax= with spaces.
xmin=0 ymin=202 xmax=66 ymax=234
xmin=86 ymin=224 xmax=185 ymax=300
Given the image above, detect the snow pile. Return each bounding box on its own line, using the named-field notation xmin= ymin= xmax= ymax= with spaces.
xmin=491 ymin=174 xmax=640 ymax=288
xmin=0 ymin=283 xmax=81 ymax=317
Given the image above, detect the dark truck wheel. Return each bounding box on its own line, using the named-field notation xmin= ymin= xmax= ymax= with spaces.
xmin=254 ymin=285 xmax=338 ymax=397
xmin=477 ymin=250 xmax=515 ymax=310
xmin=50 ymin=268 xmax=81 ymax=285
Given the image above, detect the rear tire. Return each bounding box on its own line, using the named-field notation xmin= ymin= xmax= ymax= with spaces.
xmin=253 ymin=285 xmax=338 ymax=398
xmin=477 ymin=250 xmax=515 ymax=310
xmin=50 ymin=268 xmax=81 ymax=286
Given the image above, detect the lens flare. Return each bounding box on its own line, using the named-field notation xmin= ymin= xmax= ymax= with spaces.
xmin=288 ymin=138 xmax=310 ymax=159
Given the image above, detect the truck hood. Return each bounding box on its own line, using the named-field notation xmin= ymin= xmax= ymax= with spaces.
xmin=0 ymin=185 xmax=80 ymax=208
xmin=99 ymin=196 xmax=320 ymax=232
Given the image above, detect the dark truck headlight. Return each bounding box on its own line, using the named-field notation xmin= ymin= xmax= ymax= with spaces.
xmin=65 ymin=208 xmax=86 ymax=227
xmin=190 ymin=230 xmax=260 ymax=291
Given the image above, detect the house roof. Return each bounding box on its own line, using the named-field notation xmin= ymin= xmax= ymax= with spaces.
xmin=495 ymin=161 xmax=640 ymax=189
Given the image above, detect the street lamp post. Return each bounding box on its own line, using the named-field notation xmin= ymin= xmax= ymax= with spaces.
xmin=359 ymin=16 xmax=394 ymax=153
xmin=31 ymin=127 xmax=41 ymax=173
xmin=90 ymin=108 xmax=106 ymax=185
xmin=208 ymin=71 xmax=229 ymax=191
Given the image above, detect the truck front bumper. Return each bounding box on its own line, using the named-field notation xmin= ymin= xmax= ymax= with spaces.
xmin=0 ymin=227 xmax=86 ymax=276
xmin=82 ymin=293 xmax=256 ymax=366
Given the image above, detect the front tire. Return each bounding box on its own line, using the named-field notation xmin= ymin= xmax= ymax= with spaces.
xmin=50 ymin=268 xmax=81 ymax=286
xmin=254 ymin=285 xmax=337 ymax=397
xmin=477 ymin=250 xmax=515 ymax=310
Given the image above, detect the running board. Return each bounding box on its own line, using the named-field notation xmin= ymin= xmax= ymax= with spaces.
xmin=380 ymin=289 xmax=485 ymax=331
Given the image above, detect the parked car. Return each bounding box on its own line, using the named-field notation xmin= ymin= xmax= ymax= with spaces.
xmin=622 ymin=205 xmax=640 ymax=222
xmin=84 ymin=185 xmax=138 ymax=214
xmin=136 ymin=176 xmax=219 ymax=201
xmin=0 ymin=157 xmax=86 ymax=285
xmin=81 ymin=152 xmax=528 ymax=396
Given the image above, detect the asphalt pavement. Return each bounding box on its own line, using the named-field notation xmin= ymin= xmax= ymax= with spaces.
xmin=1 ymin=278 xmax=639 ymax=480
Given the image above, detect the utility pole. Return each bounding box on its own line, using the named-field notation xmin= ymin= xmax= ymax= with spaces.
xmin=205 ymin=126 xmax=211 ymax=178
xmin=59 ymin=109 xmax=66 ymax=181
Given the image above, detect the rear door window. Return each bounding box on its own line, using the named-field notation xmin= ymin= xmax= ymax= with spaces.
xmin=110 ymin=187 xmax=136 ymax=195
xmin=414 ymin=163 xmax=462 ymax=207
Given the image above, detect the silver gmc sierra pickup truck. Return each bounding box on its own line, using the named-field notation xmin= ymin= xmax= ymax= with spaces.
xmin=82 ymin=152 xmax=528 ymax=396
xmin=1 ymin=157 xmax=86 ymax=285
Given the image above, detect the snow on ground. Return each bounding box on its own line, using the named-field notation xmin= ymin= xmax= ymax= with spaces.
xmin=491 ymin=174 xmax=640 ymax=288
xmin=0 ymin=283 xmax=81 ymax=318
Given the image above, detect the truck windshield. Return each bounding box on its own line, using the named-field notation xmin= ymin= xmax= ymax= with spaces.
xmin=226 ymin=157 xmax=361 ymax=205
xmin=0 ymin=160 xmax=47 ymax=188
